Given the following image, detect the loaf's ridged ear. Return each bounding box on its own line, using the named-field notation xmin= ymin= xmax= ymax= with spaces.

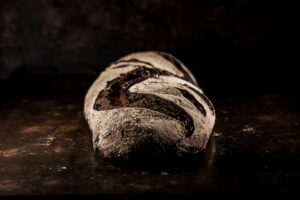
xmin=84 ymin=51 xmax=215 ymax=161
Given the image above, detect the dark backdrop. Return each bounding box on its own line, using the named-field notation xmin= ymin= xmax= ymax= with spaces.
xmin=0 ymin=0 xmax=297 ymax=96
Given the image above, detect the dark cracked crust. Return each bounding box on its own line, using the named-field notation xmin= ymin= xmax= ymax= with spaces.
xmin=112 ymin=58 xmax=155 ymax=69
xmin=176 ymin=88 xmax=206 ymax=117
xmin=156 ymin=52 xmax=197 ymax=86
xmin=182 ymin=84 xmax=215 ymax=115
xmin=94 ymin=66 xmax=196 ymax=138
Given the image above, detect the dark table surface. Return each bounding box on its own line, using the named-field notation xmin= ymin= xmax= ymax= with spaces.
xmin=0 ymin=74 xmax=299 ymax=196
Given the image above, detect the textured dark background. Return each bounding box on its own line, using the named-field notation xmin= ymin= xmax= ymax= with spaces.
xmin=0 ymin=0 xmax=296 ymax=95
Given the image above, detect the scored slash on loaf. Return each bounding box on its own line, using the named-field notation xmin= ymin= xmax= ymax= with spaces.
xmin=84 ymin=51 xmax=215 ymax=160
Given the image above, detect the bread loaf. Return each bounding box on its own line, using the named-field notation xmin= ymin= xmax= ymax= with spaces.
xmin=84 ymin=51 xmax=215 ymax=160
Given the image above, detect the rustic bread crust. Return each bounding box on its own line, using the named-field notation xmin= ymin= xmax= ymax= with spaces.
xmin=84 ymin=51 xmax=215 ymax=160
